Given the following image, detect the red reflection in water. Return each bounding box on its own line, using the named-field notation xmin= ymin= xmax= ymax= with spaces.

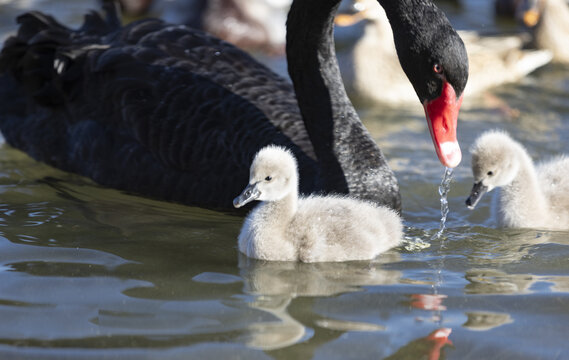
xmin=425 ymin=328 xmax=453 ymax=360
xmin=410 ymin=294 xmax=448 ymax=311
xmin=385 ymin=328 xmax=453 ymax=360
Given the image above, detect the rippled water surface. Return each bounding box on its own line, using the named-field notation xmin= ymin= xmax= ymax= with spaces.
xmin=1 ymin=1 xmax=569 ymax=359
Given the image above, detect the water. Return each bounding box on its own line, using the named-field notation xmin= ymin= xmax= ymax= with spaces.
xmin=1 ymin=1 xmax=569 ymax=359
xmin=431 ymin=167 xmax=454 ymax=241
xmin=425 ymin=167 xmax=455 ymax=328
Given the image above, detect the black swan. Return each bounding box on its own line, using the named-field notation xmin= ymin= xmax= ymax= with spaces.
xmin=0 ymin=0 xmax=468 ymax=212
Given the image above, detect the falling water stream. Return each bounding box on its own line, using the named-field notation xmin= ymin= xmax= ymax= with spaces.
xmin=430 ymin=167 xmax=454 ymax=324
xmin=432 ymin=167 xmax=454 ymax=241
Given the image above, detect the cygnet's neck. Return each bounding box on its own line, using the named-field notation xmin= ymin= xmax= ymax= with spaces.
xmin=266 ymin=189 xmax=298 ymax=223
xmin=257 ymin=178 xmax=299 ymax=237
xmin=499 ymin=148 xmax=549 ymax=227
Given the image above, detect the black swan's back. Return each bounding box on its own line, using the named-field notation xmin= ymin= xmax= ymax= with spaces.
xmin=0 ymin=6 xmax=319 ymax=210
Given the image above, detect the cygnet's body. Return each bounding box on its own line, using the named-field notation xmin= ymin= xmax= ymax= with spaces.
xmin=466 ymin=130 xmax=569 ymax=229
xmin=234 ymin=146 xmax=403 ymax=262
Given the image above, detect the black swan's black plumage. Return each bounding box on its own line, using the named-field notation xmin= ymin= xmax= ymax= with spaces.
xmin=0 ymin=6 xmax=320 ymax=210
xmin=0 ymin=0 xmax=468 ymax=212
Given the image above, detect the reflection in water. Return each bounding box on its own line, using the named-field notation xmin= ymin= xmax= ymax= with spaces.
xmin=236 ymin=296 xmax=308 ymax=351
xmin=384 ymin=328 xmax=453 ymax=360
xmin=314 ymin=318 xmax=385 ymax=332
xmin=238 ymin=253 xmax=402 ymax=297
xmin=407 ymin=293 xmax=448 ymax=325
xmin=410 ymin=294 xmax=448 ymax=311
xmin=312 ymin=326 xmax=454 ymax=360
xmin=465 ymin=268 xmax=535 ymax=295
xmin=235 ymin=253 xmax=402 ymax=350
xmin=463 ymin=311 xmax=513 ymax=331
xmin=465 ymin=268 xmax=569 ymax=295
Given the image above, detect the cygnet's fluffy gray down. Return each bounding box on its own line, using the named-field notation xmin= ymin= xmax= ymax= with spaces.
xmin=466 ymin=130 xmax=569 ymax=229
xmin=234 ymin=146 xmax=403 ymax=262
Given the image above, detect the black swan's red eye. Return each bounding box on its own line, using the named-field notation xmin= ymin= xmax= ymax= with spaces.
xmin=433 ymin=63 xmax=443 ymax=74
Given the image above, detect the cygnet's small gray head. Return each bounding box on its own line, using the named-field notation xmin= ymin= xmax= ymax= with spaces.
xmin=233 ymin=146 xmax=298 ymax=208
xmin=466 ymin=130 xmax=522 ymax=209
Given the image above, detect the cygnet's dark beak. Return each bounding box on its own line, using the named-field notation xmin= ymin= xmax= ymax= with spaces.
xmin=465 ymin=181 xmax=488 ymax=210
xmin=233 ymin=183 xmax=261 ymax=208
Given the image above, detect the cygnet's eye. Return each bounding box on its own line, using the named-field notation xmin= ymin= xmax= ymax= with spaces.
xmin=433 ymin=63 xmax=443 ymax=74
xmin=487 ymin=171 xmax=494 ymax=176
xmin=265 ymin=176 xmax=272 ymax=182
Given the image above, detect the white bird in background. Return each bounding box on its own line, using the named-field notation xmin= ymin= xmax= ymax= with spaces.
xmin=335 ymin=0 xmax=552 ymax=105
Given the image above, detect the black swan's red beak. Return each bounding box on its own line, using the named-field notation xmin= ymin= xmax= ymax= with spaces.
xmin=423 ymin=81 xmax=463 ymax=168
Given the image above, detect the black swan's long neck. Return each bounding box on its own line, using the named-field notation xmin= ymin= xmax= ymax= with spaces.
xmin=286 ymin=0 xmax=400 ymax=209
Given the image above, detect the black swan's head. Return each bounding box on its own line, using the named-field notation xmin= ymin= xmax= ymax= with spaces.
xmin=383 ymin=0 xmax=469 ymax=168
